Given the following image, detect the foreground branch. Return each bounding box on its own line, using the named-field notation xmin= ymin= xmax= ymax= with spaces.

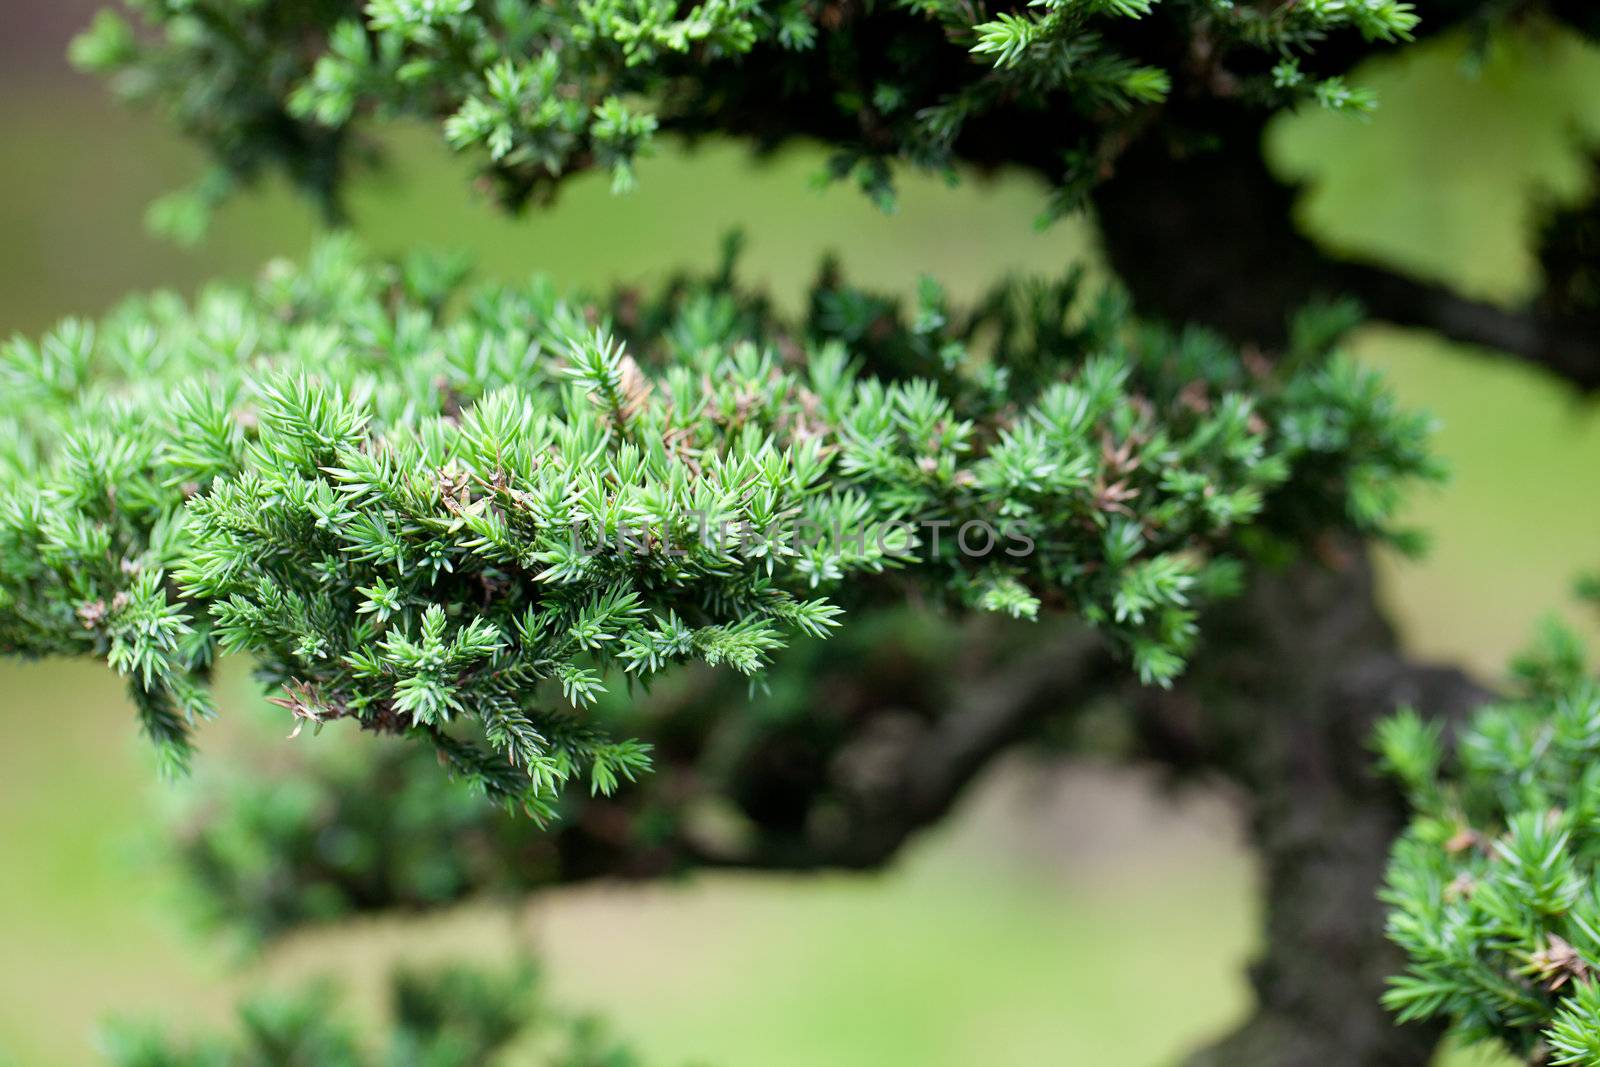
xmin=542 ymin=619 xmax=1115 ymax=880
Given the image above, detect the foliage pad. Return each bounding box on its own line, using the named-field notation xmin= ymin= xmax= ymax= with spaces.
xmin=1 ymin=238 xmax=1435 ymax=813
xmin=100 ymin=960 xmax=641 ymax=1067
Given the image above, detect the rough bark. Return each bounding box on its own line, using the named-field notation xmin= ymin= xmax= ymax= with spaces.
xmin=1092 ymin=123 xmax=1503 ymax=1062
xmin=1141 ymin=551 xmax=1490 ymax=1067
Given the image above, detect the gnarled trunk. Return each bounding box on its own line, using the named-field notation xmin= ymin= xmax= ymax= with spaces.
xmin=1149 ymin=551 xmax=1489 ymax=1066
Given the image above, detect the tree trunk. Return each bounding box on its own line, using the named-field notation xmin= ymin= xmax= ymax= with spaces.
xmin=1138 ymin=550 xmax=1490 ymax=1066
xmin=1088 ymin=117 xmax=1504 ymax=1063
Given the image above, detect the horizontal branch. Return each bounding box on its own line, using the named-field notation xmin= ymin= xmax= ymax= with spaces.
xmin=1092 ymin=115 xmax=1600 ymax=394
xmin=1332 ymin=261 xmax=1600 ymax=391
xmin=1136 ymin=547 xmax=1493 ymax=1067
xmin=681 ymin=624 xmax=1115 ymax=872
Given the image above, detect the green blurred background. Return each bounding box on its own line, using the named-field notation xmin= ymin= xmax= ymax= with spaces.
xmin=3 ymin=7 xmax=1600 ymax=1065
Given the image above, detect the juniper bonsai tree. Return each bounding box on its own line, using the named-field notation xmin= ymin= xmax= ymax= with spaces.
xmin=5 ymin=0 xmax=1600 ymax=1063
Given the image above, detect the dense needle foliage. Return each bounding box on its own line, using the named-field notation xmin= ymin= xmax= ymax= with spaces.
xmin=0 ymin=236 xmax=1433 ymax=813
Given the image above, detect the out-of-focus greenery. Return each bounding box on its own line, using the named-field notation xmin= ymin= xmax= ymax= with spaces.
xmin=100 ymin=959 xmax=643 ymax=1067
xmin=1 ymin=15 xmax=1599 ymax=1067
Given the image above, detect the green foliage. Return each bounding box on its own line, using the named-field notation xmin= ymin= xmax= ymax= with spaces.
xmin=99 ymin=960 xmax=641 ymax=1067
xmin=74 ymin=0 xmax=1435 ymax=229
xmin=0 ymin=238 xmax=1435 ymax=813
xmin=1380 ymin=624 xmax=1600 ymax=1064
